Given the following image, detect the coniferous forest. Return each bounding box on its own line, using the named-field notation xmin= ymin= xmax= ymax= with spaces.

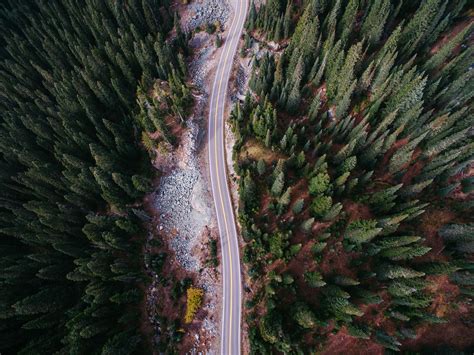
xmin=0 ymin=0 xmax=473 ymax=353
xmin=0 ymin=0 xmax=190 ymax=353
xmin=235 ymin=0 xmax=473 ymax=352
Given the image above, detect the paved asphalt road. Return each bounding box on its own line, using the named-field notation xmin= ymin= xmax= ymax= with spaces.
xmin=207 ymin=0 xmax=248 ymax=354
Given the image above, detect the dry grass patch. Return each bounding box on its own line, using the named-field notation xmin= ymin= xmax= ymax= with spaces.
xmin=239 ymin=138 xmax=285 ymax=164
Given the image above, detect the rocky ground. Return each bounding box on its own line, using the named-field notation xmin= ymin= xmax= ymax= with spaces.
xmin=154 ymin=119 xmax=212 ymax=272
xmin=144 ymin=0 xmax=233 ymax=353
xmin=182 ymin=0 xmax=230 ymax=32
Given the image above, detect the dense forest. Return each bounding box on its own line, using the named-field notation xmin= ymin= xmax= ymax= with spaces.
xmin=0 ymin=0 xmax=190 ymax=353
xmin=235 ymin=0 xmax=473 ymax=352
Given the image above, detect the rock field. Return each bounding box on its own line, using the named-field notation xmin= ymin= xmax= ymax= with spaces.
xmin=184 ymin=0 xmax=230 ymax=31
xmin=154 ymin=119 xmax=212 ymax=272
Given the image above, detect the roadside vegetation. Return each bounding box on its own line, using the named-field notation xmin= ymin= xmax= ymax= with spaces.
xmin=234 ymin=0 xmax=473 ymax=352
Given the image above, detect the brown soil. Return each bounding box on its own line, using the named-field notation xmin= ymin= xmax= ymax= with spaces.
xmin=361 ymin=299 xmax=390 ymax=328
xmin=427 ymin=275 xmax=461 ymax=318
xmin=401 ymin=157 xmax=425 ymax=186
xmin=430 ymin=19 xmax=474 ymax=55
xmin=344 ymin=200 xmax=373 ymax=222
xmin=402 ymin=301 xmax=474 ymax=351
xmin=322 ymin=328 xmax=384 ymax=355
xmin=240 ymin=138 xmax=285 ymax=164
xmin=414 ymin=207 xmax=457 ymax=262
xmin=138 ymin=282 xmax=155 ymax=354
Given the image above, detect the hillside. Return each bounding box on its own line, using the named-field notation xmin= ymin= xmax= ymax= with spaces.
xmin=0 ymin=0 xmax=190 ymax=353
xmin=232 ymin=0 xmax=474 ymax=352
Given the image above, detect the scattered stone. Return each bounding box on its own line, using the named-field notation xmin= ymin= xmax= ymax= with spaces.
xmin=183 ymin=0 xmax=230 ymax=32
xmin=154 ymin=120 xmax=212 ymax=272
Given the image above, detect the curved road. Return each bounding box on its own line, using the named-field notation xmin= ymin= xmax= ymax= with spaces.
xmin=207 ymin=0 xmax=248 ymax=354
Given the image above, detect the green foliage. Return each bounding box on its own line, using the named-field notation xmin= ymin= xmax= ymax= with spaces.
xmin=271 ymin=172 xmax=285 ymax=197
xmin=242 ymin=170 xmax=258 ymax=209
xmin=269 ymin=232 xmax=289 ymax=260
xmin=322 ymin=202 xmax=343 ymax=221
xmin=309 ymin=172 xmax=331 ymax=195
xmin=388 ymin=278 xmax=429 ymax=297
xmin=375 ymin=331 xmax=401 ymax=351
xmin=347 ymin=323 xmax=371 ymax=339
xmin=334 ymin=275 xmax=360 ymax=286
xmin=301 ymin=218 xmax=315 ymax=233
xmin=293 ymin=303 xmax=318 ymax=329
xmin=345 ymin=219 xmax=382 ymax=245
xmin=215 ymin=34 xmax=223 ymax=48
xmin=257 ymin=159 xmax=267 ymax=175
xmin=380 ymin=245 xmax=431 ymax=261
xmin=305 ymin=271 xmax=326 ymax=288
xmin=361 ymin=0 xmax=390 ymax=47
xmin=378 ymin=265 xmax=425 ymax=280
xmin=0 ymin=0 xmax=189 ymax=353
xmin=419 ymin=262 xmax=460 ymax=275
xmin=236 ymin=0 xmax=473 ymax=352
xmin=311 ymin=195 xmax=333 ymax=218
xmin=292 ymin=198 xmax=305 ymax=214
xmin=259 ymin=311 xmax=283 ymax=344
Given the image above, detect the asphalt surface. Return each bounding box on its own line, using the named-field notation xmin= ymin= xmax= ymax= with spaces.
xmin=207 ymin=0 xmax=248 ymax=354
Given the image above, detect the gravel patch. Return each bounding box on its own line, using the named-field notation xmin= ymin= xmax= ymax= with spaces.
xmin=184 ymin=0 xmax=230 ymax=31
xmin=189 ymin=38 xmax=213 ymax=90
xmin=184 ymin=0 xmax=231 ymax=90
xmin=150 ymin=108 xmax=219 ymax=352
xmin=154 ymin=120 xmax=212 ymax=272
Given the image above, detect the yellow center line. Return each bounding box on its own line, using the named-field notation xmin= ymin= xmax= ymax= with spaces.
xmin=211 ymin=0 xmax=243 ymax=354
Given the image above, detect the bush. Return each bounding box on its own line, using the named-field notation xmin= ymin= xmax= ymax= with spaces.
xmin=205 ymin=23 xmax=216 ymax=34
xmin=216 ymin=35 xmax=223 ymax=48
xmin=184 ymin=287 xmax=204 ymax=323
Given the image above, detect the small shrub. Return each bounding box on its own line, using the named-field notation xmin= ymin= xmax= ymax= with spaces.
xmin=184 ymin=287 xmax=204 ymax=323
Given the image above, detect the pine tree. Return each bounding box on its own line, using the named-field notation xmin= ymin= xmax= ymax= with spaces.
xmin=361 ymin=0 xmax=390 ymax=47
xmin=322 ymin=202 xmax=343 ymax=221
xmin=277 ymin=187 xmax=292 ymax=214
xmin=271 ymin=172 xmax=285 ymax=196
xmin=424 ymin=22 xmax=473 ymax=72
xmin=439 ymin=224 xmax=474 ymax=243
xmin=309 ymin=171 xmax=331 ymax=195
xmin=338 ymin=0 xmax=359 ymax=45
xmin=283 ymin=1 xmax=292 ymax=38
xmin=292 ymin=199 xmax=305 ymax=214
xmin=378 ymin=265 xmax=425 ymax=280
xmin=399 ymin=0 xmax=444 ymax=58
xmin=388 ymin=132 xmax=428 ymax=174
xmin=257 ymin=159 xmax=266 ymax=175
xmin=305 ymin=271 xmax=326 ymax=287
xmin=301 ymin=218 xmax=314 ymax=233
xmin=311 ymin=195 xmax=332 ymax=218
xmin=242 ymin=170 xmax=258 ymax=208
xmin=247 ymin=1 xmax=257 ymax=31
xmin=308 ymin=93 xmax=322 ymax=121
xmin=347 ymin=324 xmax=371 ymax=339
xmin=293 ymin=303 xmax=318 ymax=329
